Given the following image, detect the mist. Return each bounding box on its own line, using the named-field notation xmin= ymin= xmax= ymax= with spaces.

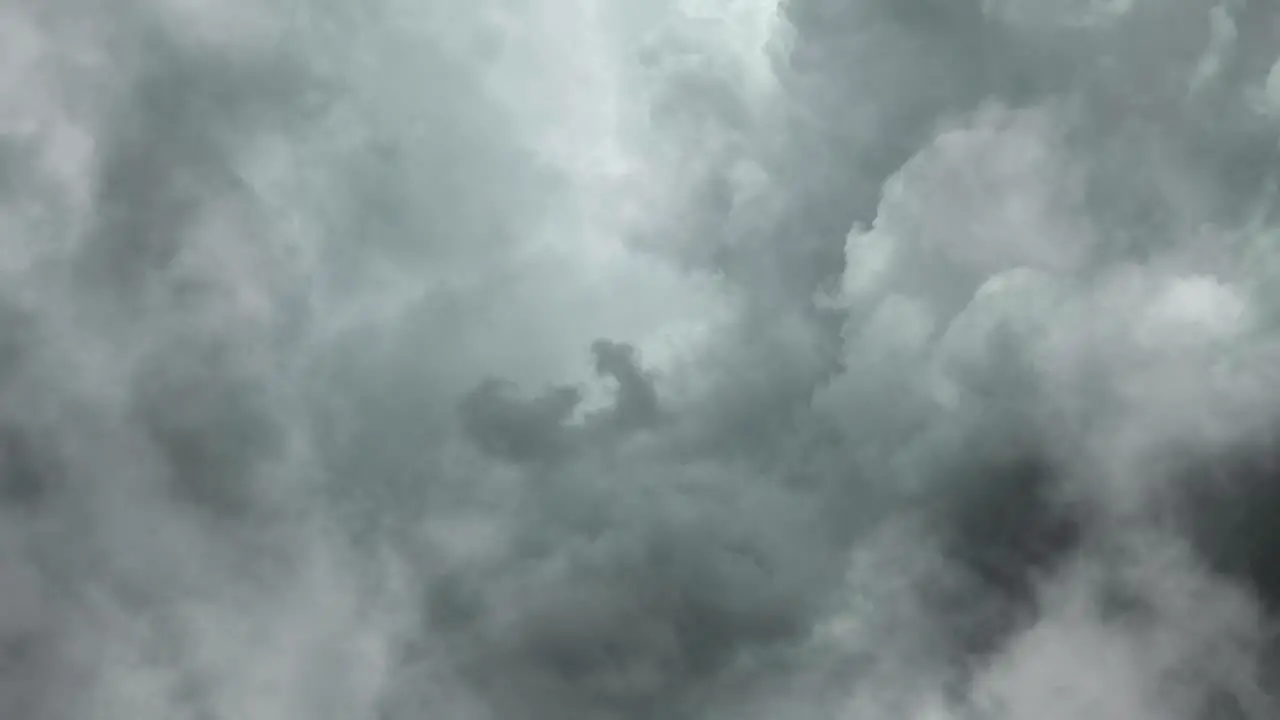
xmin=3 ymin=0 xmax=1280 ymax=717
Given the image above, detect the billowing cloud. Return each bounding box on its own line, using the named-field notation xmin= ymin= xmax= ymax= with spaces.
xmin=4 ymin=0 xmax=1280 ymax=718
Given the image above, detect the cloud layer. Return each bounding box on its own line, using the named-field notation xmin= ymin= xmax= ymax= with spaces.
xmin=3 ymin=0 xmax=1280 ymax=718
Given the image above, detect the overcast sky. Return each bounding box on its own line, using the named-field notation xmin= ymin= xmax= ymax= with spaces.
xmin=3 ymin=0 xmax=1280 ymax=718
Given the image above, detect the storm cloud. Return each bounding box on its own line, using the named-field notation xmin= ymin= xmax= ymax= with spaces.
xmin=3 ymin=0 xmax=1280 ymax=718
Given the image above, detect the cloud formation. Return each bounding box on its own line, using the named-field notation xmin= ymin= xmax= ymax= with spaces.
xmin=3 ymin=0 xmax=1280 ymax=718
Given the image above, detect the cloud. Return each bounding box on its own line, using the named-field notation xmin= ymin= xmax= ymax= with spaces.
xmin=5 ymin=0 xmax=1280 ymax=718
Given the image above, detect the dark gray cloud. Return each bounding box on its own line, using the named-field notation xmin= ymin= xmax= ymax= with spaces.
xmin=3 ymin=0 xmax=1280 ymax=718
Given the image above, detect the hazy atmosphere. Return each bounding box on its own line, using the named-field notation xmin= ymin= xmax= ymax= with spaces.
xmin=4 ymin=0 xmax=1280 ymax=717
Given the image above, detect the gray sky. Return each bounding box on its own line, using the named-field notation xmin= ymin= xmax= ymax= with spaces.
xmin=3 ymin=0 xmax=1280 ymax=718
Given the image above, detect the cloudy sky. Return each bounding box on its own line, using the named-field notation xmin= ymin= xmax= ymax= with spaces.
xmin=3 ymin=0 xmax=1280 ymax=718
